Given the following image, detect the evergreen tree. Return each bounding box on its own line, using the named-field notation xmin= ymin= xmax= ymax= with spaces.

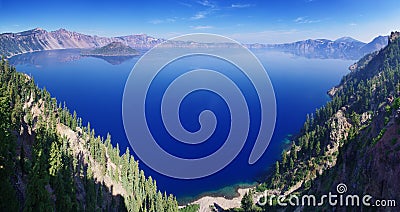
xmin=0 ymin=85 xmax=19 ymax=211
xmin=0 ymin=61 xmax=180 ymax=211
xmin=241 ymin=192 xmax=253 ymax=212
xmin=315 ymin=141 xmax=321 ymax=155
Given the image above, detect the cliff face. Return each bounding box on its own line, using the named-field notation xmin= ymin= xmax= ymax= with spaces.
xmin=306 ymin=33 xmax=400 ymax=211
xmin=257 ymin=32 xmax=400 ymax=211
xmin=0 ymin=28 xmax=163 ymax=57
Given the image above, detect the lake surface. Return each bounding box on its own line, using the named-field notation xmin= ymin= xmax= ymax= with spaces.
xmin=9 ymin=48 xmax=353 ymax=203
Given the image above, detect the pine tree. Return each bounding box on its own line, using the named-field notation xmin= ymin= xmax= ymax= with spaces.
xmin=315 ymin=141 xmax=321 ymax=155
xmin=25 ymin=148 xmax=52 ymax=212
xmin=282 ymin=151 xmax=287 ymax=167
xmin=275 ymin=161 xmax=280 ymax=175
xmin=0 ymin=86 xmax=19 ymax=211
xmin=241 ymin=192 xmax=253 ymax=212
xmin=290 ymin=158 xmax=294 ymax=170
xmin=49 ymin=142 xmax=62 ymax=177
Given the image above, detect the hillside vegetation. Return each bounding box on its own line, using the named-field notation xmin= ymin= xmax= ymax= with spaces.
xmin=249 ymin=32 xmax=400 ymax=211
xmin=0 ymin=58 xmax=181 ymax=211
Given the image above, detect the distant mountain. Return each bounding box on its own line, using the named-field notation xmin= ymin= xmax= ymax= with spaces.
xmin=81 ymin=41 xmax=139 ymax=57
xmin=360 ymin=35 xmax=389 ymax=55
xmin=0 ymin=28 xmax=163 ymax=57
xmin=0 ymin=28 xmax=389 ymax=60
xmin=279 ymin=38 xmax=365 ymax=59
xmin=334 ymin=36 xmax=362 ymax=43
xmin=247 ymin=36 xmax=388 ymax=60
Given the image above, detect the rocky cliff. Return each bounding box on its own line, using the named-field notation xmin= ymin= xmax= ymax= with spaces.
xmin=255 ymin=32 xmax=400 ymax=211
xmin=0 ymin=28 xmax=163 ymax=57
xmin=264 ymin=36 xmax=388 ymax=60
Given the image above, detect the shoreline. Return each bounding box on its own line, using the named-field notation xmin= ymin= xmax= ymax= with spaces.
xmin=181 ymin=134 xmax=294 ymax=211
xmin=80 ymin=53 xmax=139 ymax=57
xmin=182 ymin=185 xmax=257 ymax=212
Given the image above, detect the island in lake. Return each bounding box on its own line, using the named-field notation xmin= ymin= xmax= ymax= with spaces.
xmin=81 ymin=41 xmax=140 ymax=64
xmin=81 ymin=41 xmax=139 ymax=57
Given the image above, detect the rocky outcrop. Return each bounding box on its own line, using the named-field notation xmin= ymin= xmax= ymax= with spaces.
xmin=0 ymin=28 xmax=163 ymax=57
xmin=329 ymin=109 xmax=352 ymax=143
xmin=360 ymin=112 xmax=372 ymax=125
xmin=389 ymin=31 xmax=400 ymax=44
xmin=327 ymin=86 xmax=341 ymax=97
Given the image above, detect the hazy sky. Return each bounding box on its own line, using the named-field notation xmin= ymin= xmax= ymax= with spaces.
xmin=1 ymin=0 xmax=399 ymax=43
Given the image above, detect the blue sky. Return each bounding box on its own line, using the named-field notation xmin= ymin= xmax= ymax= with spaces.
xmin=0 ymin=0 xmax=399 ymax=43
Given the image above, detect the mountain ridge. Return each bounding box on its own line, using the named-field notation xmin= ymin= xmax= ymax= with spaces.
xmin=254 ymin=36 xmax=388 ymax=60
xmin=0 ymin=28 xmax=388 ymax=60
xmin=0 ymin=28 xmax=163 ymax=57
xmin=334 ymin=36 xmax=362 ymax=43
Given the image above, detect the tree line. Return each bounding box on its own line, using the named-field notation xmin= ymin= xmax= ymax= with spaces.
xmin=0 ymin=57 xmax=199 ymax=211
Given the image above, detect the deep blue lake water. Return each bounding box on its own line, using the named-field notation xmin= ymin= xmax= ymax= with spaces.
xmin=9 ymin=49 xmax=353 ymax=203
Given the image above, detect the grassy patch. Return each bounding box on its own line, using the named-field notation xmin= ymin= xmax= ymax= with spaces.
xmin=384 ymin=116 xmax=390 ymax=125
xmin=372 ymin=128 xmax=387 ymax=145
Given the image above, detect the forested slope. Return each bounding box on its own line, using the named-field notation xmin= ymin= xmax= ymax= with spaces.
xmin=253 ymin=32 xmax=400 ymax=211
xmin=0 ymin=58 xmax=179 ymax=211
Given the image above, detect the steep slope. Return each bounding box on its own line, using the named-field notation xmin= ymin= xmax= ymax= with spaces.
xmin=303 ymin=31 xmax=400 ymax=211
xmin=0 ymin=28 xmax=162 ymax=57
xmin=0 ymin=59 xmax=179 ymax=211
xmin=360 ymin=35 xmax=388 ymax=55
xmin=253 ymin=32 xmax=400 ymax=211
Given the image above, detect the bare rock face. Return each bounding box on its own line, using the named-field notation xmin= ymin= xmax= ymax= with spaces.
xmin=329 ymin=110 xmax=352 ymax=143
xmin=327 ymin=86 xmax=339 ymax=97
xmin=0 ymin=28 xmax=163 ymax=57
xmin=360 ymin=112 xmax=371 ymax=125
xmin=389 ymin=31 xmax=400 ymax=44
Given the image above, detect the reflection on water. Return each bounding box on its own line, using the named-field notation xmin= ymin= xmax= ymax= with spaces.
xmin=8 ymin=49 xmax=140 ymax=66
xmin=8 ymin=49 xmax=82 ymax=66
xmin=83 ymin=55 xmax=137 ymax=65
